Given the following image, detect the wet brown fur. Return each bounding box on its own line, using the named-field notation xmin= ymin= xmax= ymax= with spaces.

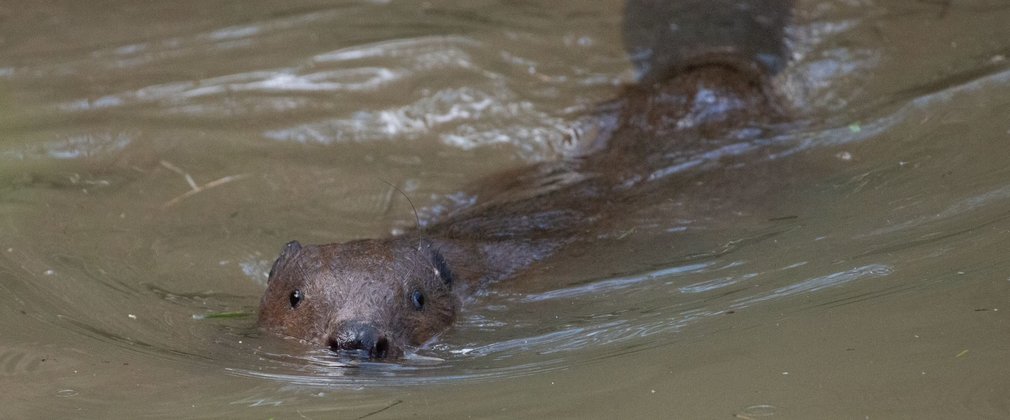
xmin=258 ymin=2 xmax=793 ymax=358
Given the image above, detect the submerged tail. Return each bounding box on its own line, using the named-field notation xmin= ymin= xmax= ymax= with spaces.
xmin=623 ymin=0 xmax=792 ymax=82
xmin=607 ymin=0 xmax=793 ymax=141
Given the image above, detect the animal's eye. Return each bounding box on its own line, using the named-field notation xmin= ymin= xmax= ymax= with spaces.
xmin=290 ymin=289 xmax=303 ymax=308
xmin=410 ymin=290 xmax=425 ymax=311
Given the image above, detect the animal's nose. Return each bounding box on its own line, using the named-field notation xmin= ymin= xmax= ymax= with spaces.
xmin=329 ymin=322 xmax=390 ymax=359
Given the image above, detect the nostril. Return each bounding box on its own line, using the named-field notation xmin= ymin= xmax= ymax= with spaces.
xmin=329 ymin=322 xmax=393 ymax=359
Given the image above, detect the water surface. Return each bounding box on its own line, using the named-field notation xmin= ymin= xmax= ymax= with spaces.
xmin=2 ymin=0 xmax=1010 ymax=417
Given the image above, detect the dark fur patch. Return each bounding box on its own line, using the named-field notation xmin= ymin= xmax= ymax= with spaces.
xmin=431 ymin=248 xmax=454 ymax=286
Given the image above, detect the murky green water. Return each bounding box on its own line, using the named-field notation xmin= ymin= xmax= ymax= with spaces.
xmin=2 ymin=0 xmax=1009 ymax=418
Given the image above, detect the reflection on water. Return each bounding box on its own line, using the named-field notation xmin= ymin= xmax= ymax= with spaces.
xmin=13 ymin=132 xmax=135 ymax=161
xmin=2 ymin=0 xmax=1010 ymax=418
xmin=731 ymin=264 xmax=892 ymax=307
xmin=523 ymin=262 xmax=713 ymax=302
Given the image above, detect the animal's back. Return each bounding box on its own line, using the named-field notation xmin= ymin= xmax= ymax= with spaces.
xmin=258 ymin=0 xmax=796 ymax=359
xmin=429 ymin=0 xmax=793 ymax=242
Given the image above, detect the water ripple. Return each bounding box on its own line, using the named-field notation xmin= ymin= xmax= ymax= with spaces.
xmin=522 ymin=262 xmax=713 ymax=302
xmin=732 ymin=263 xmax=893 ymax=308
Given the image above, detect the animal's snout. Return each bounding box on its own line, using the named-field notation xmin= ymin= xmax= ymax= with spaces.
xmin=329 ymin=321 xmax=391 ymax=359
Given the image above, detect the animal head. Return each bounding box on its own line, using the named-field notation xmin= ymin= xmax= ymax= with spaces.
xmin=257 ymin=238 xmax=457 ymax=359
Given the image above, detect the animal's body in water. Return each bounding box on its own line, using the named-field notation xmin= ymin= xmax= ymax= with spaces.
xmin=258 ymin=0 xmax=793 ymax=359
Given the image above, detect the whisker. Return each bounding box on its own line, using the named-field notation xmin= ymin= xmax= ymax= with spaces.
xmin=378 ymin=178 xmax=423 ymax=251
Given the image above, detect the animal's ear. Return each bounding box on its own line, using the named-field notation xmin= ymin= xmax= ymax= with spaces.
xmin=417 ymin=239 xmax=454 ymax=287
xmin=267 ymin=240 xmax=302 ymax=282
xmin=431 ymin=248 xmax=454 ymax=287
xmin=282 ymin=240 xmax=302 ymax=257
